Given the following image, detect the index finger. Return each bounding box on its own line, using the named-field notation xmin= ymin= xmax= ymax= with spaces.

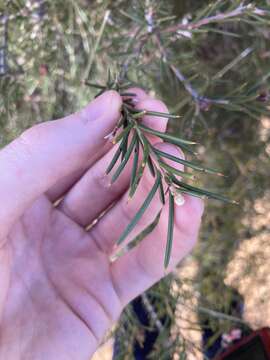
xmin=0 ymin=90 xmax=122 ymax=240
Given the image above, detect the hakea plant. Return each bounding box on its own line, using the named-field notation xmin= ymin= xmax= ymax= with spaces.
xmin=86 ymin=76 xmax=237 ymax=268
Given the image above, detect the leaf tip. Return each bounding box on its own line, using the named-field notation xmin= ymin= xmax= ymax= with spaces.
xmin=164 ymin=259 xmax=170 ymax=269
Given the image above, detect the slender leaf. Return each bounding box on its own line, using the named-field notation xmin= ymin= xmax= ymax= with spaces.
xmin=84 ymin=82 xmax=105 ymax=89
xmin=176 ymin=188 xmax=207 ymax=200
xmin=164 ymin=192 xmax=174 ymax=268
xmin=172 ymin=177 xmax=238 ymax=204
xmin=119 ymin=81 xmax=136 ymax=90
xmin=106 ymin=134 xmax=129 ymax=174
xmin=129 ymin=210 xmax=162 ymax=248
xmin=147 ymin=156 xmax=156 ymax=177
xmin=133 ymin=110 xmax=147 ymax=119
xmin=84 ymin=10 xmax=110 ymax=79
xmin=94 ymin=89 xmax=106 ymax=98
xmin=159 ymin=181 xmax=166 ymax=205
xmin=129 ymin=133 xmax=150 ymax=198
xmin=130 ymin=137 xmax=140 ymax=189
xmin=154 ymin=148 xmax=224 ymax=176
xmin=121 ymin=131 xmax=129 ymax=160
xmin=119 ymin=9 xmax=145 ymax=24
xmin=159 ymin=161 xmax=195 ymax=180
xmin=120 ymin=92 xmax=137 ymax=97
xmin=177 ymin=142 xmax=198 ymax=156
xmin=106 ymin=147 xmax=122 ymax=174
xmin=138 ymin=124 xmax=197 ymax=145
xmin=144 ymin=110 xmax=180 ymax=119
xmin=111 ymin=133 xmax=137 ymax=183
xmin=118 ymin=172 xmax=162 ymax=244
xmin=113 ymin=123 xmax=133 ymax=144
xmin=116 ymin=115 xmax=125 ymax=130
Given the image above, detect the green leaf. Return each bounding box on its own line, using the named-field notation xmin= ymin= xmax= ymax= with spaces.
xmin=138 ymin=124 xmax=197 ymax=145
xmin=119 ymin=81 xmax=136 ymax=90
xmin=147 ymin=156 xmax=156 ymax=177
xmin=159 ymin=161 xmax=195 ymax=180
xmin=116 ymin=115 xmax=125 ymax=130
xmin=130 ymin=137 xmax=140 ymax=189
xmin=94 ymin=89 xmax=106 ymax=98
xmin=176 ymin=143 xmax=198 ymax=157
xmin=119 ymin=9 xmax=145 ymax=24
xmin=120 ymin=92 xmax=137 ymax=97
xmin=121 ymin=131 xmax=129 ymax=161
xmin=106 ymin=133 xmax=130 ymax=174
xmin=133 ymin=110 xmax=147 ymax=119
xmin=106 ymin=147 xmax=122 ymax=174
xmin=172 ymin=177 xmax=238 ymax=204
xmin=118 ymin=172 xmax=161 ymax=245
xmin=113 ymin=123 xmax=133 ymax=144
xmin=84 ymin=82 xmax=105 ymax=89
xmin=144 ymin=110 xmax=180 ymax=119
xmin=164 ymin=192 xmax=174 ymax=268
xmin=84 ymin=10 xmax=110 ymax=80
xmin=154 ymin=148 xmax=224 ymax=176
xmin=111 ymin=133 xmax=137 ymax=183
xmin=129 ymin=210 xmax=162 ymax=248
xmin=175 ymin=188 xmax=207 ymax=200
xmin=159 ymin=181 xmax=166 ymax=205
xmin=129 ymin=133 xmax=150 ymax=198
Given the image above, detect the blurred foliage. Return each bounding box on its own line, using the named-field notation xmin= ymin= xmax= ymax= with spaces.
xmin=1 ymin=0 xmax=270 ymax=358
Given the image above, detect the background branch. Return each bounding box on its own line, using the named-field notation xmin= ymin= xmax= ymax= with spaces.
xmin=162 ymin=4 xmax=268 ymax=34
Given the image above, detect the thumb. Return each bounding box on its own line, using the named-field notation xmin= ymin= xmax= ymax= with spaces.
xmin=0 ymin=90 xmax=122 ymax=239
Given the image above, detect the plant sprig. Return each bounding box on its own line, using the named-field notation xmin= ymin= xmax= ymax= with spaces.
xmin=86 ymin=76 xmax=237 ymax=268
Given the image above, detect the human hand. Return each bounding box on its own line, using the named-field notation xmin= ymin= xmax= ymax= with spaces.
xmin=0 ymin=89 xmax=204 ymax=359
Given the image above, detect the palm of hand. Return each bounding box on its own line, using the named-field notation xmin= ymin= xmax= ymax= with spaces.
xmin=1 ymin=195 xmax=120 ymax=360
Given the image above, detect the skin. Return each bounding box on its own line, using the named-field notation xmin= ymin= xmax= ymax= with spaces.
xmin=0 ymin=89 xmax=204 ymax=359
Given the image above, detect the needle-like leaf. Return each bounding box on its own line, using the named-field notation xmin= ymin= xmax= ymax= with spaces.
xmin=113 ymin=123 xmax=134 ymax=144
xmin=111 ymin=132 xmax=137 ymax=183
xmin=147 ymin=156 xmax=156 ymax=177
xmin=159 ymin=161 xmax=196 ymax=180
xmin=172 ymin=177 xmax=238 ymax=204
xmin=106 ymin=147 xmax=122 ymax=174
xmin=154 ymin=148 xmax=224 ymax=176
xmin=118 ymin=171 xmax=162 ymax=244
xmin=120 ymin=92 xmax=137 ymax=97
xmin=159 ymin=181 xmax=166 ymax=205
xmin=144 ymin=110 xmax=180 ymax=119
xmin=84 ymin=81 xmax=106 ymax=89
xmin=129 ymin=133 xmax=150 ymax=198
xmin=176 ymin=143 xmax=198 ymax=156
xmin=164 ymin=192 xmax=175 ymax=268
xmin=175 ymin=188 xmax=207 ymax=200
xmin=121 ymin=131 xmax=129 ymax=160
xmin=138 ymin=123 xmax=197 ymax=145
xmin=94 ymin=89 xmax=106 ymax=98
xmin=106 ymin=134 xmax=129 ymax=174
xmin=130 ymin=136 xmax=140 ymax=189
xmin=129 ymin=211 xmax=162 ymax=248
